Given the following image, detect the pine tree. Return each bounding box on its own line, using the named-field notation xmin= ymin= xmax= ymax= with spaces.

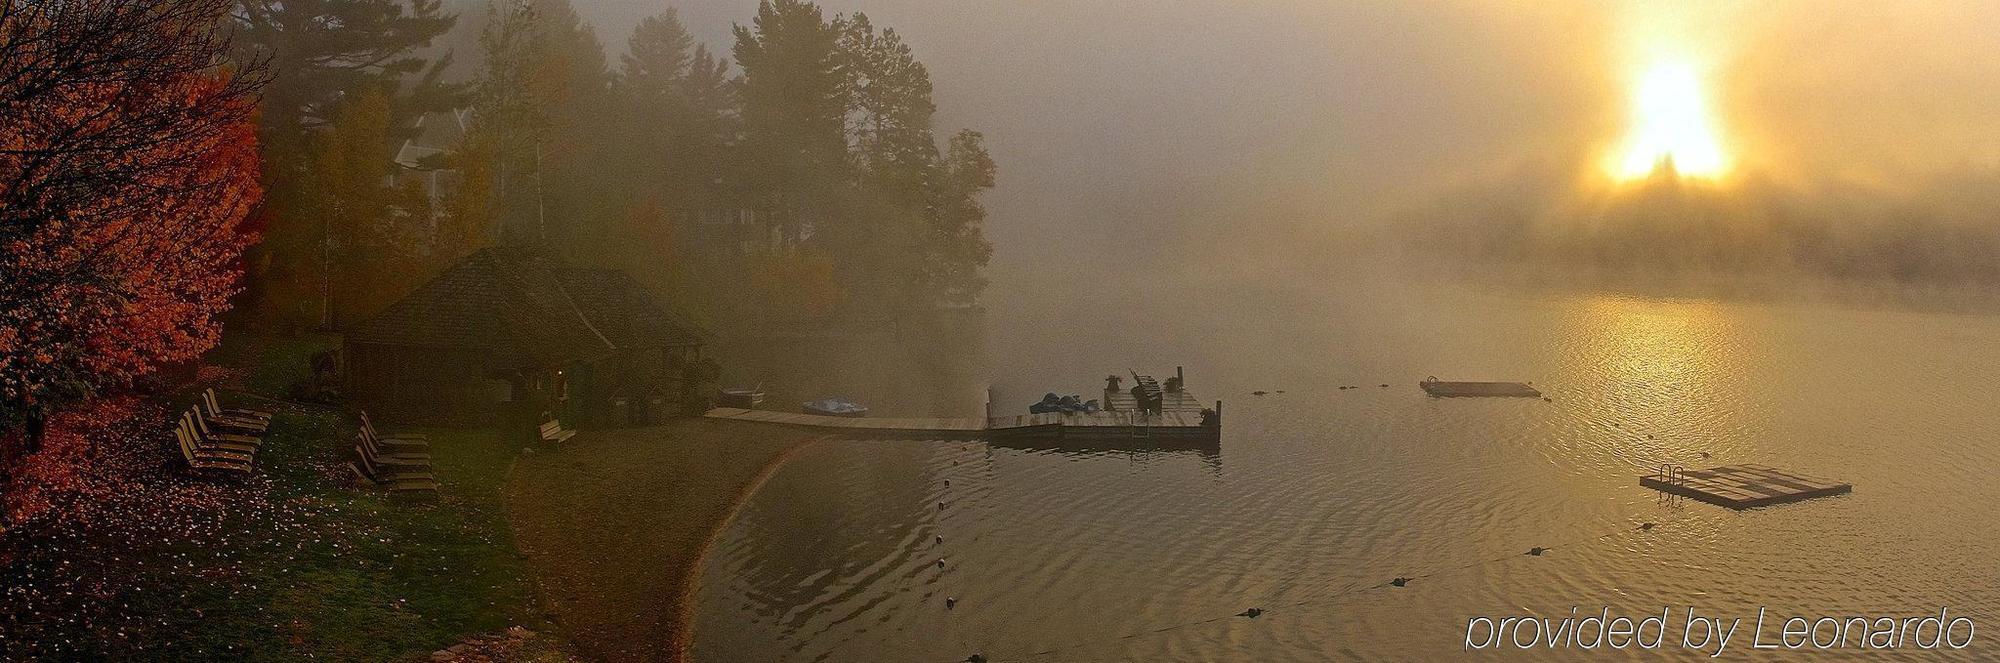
xmin=472 ymin=0 xmax=613 ymax=255
xmin=734 ymin=0 xmax=852 ymax=243
xmin=926 ymin=130 xmax=997 ymax=303
xmin=622 ymin=9 xmax=736 ymax=207
xmin=231 ymin=0 xmax=461 ymax=328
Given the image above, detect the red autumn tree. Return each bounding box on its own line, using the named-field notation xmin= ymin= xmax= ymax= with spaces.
xmin=0 ymin=0 xmax=265 ymax=463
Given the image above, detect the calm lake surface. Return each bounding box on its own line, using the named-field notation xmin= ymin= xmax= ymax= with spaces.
xmin=692 ymin=287 xmax=2000 ymax=661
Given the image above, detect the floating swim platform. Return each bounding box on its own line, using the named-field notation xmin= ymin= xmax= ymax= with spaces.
xmin=1419 ymin=378 xmax=1542 ymax=398
xmin=1640 ymin=464 xmax=1851 ymax=509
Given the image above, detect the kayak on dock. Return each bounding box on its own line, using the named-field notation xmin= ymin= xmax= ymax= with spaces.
xmin=803 ymin=397 xmax=869 ymax=418
xmin=718 ymin=385 xmax=764 ymax=409
xmin=1419 ymin=376 xmax=1541 ymax=398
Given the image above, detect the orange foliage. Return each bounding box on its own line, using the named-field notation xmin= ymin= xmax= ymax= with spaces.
xmin=0 ymin=2 xmax=263 ymax=422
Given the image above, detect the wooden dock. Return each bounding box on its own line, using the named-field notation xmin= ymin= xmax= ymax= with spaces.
xmin=702 ymin=406 xmax=1220 ymax=441
xmin=1640 ymin=464 xmax=1851 ymax=509
xmin=1420 ymin=378 xmax=1542 ymax=398
xmin=702 ymin=368 xmax=1221 ymax=443
xmin=702 ymin=408 xmax=987 ymax=437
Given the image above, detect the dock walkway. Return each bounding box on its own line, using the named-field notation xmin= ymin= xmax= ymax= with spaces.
xmin=703 ymin=373 xmax=1221 ymax=441
xmin=703 ymin=407 xmax=1218 ymax=440
xmin=702 ymin=408 xmax=986 ymax=436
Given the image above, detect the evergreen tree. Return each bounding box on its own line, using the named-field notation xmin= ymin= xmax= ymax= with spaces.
xmin=842 ymin=13 xmax=937 ymax=200
xmin=231 ymin=0 xmax=461 ymax=327
xmin=622 ymin=9 xmax=736 ymax=208
xmin=472 ymin=0 xmax=614 ymax=255
xmin=925 ymin=130 xmax=997 ymax=303
xmin=729 ymin=1 xmax=998 ymax=309
xmin=837 ymin=14 xmax=941 ymax=302
xmin=733 ymin=0 xmax=851 ymax=243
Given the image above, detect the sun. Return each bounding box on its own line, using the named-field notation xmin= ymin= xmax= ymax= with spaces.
xmin=1607 ymin=61 xmax=1731 ymax=181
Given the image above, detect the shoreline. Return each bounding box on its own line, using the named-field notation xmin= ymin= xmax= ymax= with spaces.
xmin=503 ymin=420 xmax=822 ymax=663
xmin=663 ymin=433 xmax=826 ymax=661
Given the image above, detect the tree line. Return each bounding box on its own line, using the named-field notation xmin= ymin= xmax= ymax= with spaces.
xmin=0 ymin=0 xmax=994 ymax=516
xmin=241 ymin=0 xmax=996 ymax=329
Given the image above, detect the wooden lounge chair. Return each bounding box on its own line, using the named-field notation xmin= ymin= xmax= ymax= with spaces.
xmin=352 ymin=450 xmax=437 ymax=484
xmin=360 ymin=411 xmax=426 ymax=442
xmin=347 ymin=461 xmax=439 ymax=494
xmin=359 ymin=411 xmax=429 ymax=454
xmin=180 ymin=437 xmax=254 ymax=473
xmin=199 ymin=391 xmax=269 ymax=433
xmin=204 ymin=388 xmax=273 ymax=423
xmin=184 ymin=403 xmax=262 ymax=445
xmin=538 ymin=419 xmax=576 ymax=444
xmin=181 ymin=414 xmax=257 ymax=455
xmin=356 ymin=432 xmax=430 ymax=467
xmin=177 ymin=425 xmax=253 ymax=468
xmin=362 ymin=425 xmax=428 ymax=457
xmin=189 ymin=410 xmax=263 ymax=448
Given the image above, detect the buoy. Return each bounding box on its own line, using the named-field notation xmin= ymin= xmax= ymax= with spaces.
xmin=937 ymin=558 xmax=946 ymax=569
xmin=1238 ymin=607 xmax=1264 ymax=618
xmin=1391 ymin=577 xmax=1411 ymax=587
xmin=1379 ymin=384 xmax=1389 ymax=388
xmin=1639 ymin=522 xmax=1657 ymax=531
xmin=938 ymin=502 xmax=946 ymax=510
xmin=1526 ymin=547 xmax=1548 ymax=556
xmin=936 ymin=534 xmax=944 ymax=544
xmin=944 ymin=479 xmax=951 ymax=488
xmin=966 ymin=654 xmax=987 ymax=663
xmin=946 ymin=597 xmax=958 ymax=609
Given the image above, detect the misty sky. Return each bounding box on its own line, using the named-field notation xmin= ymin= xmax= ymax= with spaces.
xmin=544 ymin=1 xmax=2000 ymax=360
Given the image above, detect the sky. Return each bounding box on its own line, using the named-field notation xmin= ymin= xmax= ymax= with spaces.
xmin=538 ymin=0 xmax=2000 ymax=337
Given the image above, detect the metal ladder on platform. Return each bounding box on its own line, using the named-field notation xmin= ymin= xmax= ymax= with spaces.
xmin=1658 ymin=462 xmax=1685 ymax=485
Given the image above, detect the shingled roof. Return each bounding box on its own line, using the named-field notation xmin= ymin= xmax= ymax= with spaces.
xmin=344 ymin=248 xmax=708 ymax=368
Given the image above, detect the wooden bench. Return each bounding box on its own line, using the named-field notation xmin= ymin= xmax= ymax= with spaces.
xmin=539 ymin=419 xmax=576 ymax=444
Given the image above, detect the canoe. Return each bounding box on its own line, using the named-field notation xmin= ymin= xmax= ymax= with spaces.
xmin=718 ymin=387 xmax=764 ymax=409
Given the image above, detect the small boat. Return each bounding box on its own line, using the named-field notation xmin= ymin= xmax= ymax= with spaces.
xmin=717 ymin=385 xmax=765 ymax=409
xmin=1419 ymin=376 xmax=1541 ymax=398
xmin=803 ymin=397 xmax=869 ymax=418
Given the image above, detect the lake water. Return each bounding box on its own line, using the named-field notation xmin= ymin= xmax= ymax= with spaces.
xmin=691 ymin=287 xmax=2000 ymax=661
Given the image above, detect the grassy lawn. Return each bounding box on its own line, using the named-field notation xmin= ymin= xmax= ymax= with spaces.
xmin=0 ymin=402 xmax=560 ymax=662
xmin=507 ymin=419 xmax=816 ymax=663
xmin=4 ymin=330 xmax=808 ymax=662
xmin=201 ymin=330 xmax=341 ymax=398
xmin=226 ymin=409 xmax=554 ymax=661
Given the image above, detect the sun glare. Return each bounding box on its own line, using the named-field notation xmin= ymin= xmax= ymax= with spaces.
xmin=1608 ymin=61 xmax=1730 ymax=181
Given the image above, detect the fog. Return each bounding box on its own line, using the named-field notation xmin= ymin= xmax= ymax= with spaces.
xmin=543 ymin=1 xmax=2000 ymax=384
